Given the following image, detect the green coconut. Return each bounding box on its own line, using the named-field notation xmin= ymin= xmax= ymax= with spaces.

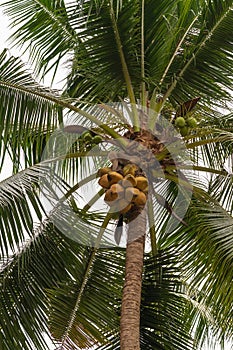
xmin=93 ymin=135 xmax=103 ymax=144
xmin=82 ymin=131 xmax=92 ymax=142
xmin=175 ymin=117 xmax=186 ymax=128
xmin=186 ymin=117 xmax=198 ymax=128
xmin=180 ymin=126 xmax=189 ymax=136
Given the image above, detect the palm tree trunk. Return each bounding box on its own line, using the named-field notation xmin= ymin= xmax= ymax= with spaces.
xmin=120 ymin=209 xmax=146 ymax=350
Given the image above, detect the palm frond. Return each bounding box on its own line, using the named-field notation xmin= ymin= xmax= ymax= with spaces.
xmin=208 ymin=173 xmax=233 ymax=214
xmin=0 ymin=155 xmax=118 ymax=256
xmin=0 ymin=165 xmax=46 ymax=257
xmin=96 ymin=250 xmax=221 ymax=350
xmin=0 ymin=223 xmax=69 ymax=350
xmin=0 ymin=50 xmax=120 ymax=173
xmin=2 ymin=0 xmax=76 ymax=79
xmin=0 ymin=214 xmax=124 ymax=350
xmin=144 ymin=0 xmax=202 ymax=89
xmin=140 ymin=252 xmax=196 ymax=350
xmin=47 ymin=249 xmax=125 ymax=349
xmin=3 ymin=0 xmax=233 ymax=109
xmin=0 ymin=49 xmax=62 ymax=169
xmin=0 ymin=155 xmax=98 ymax=259
xmin=165 ymin=197 xmax=233 ymax=340
xmin=186 ymin=112 xmax=233 ymax=171
xmin=162 ymin=0 xmax=233 ymax=107
xmin=65 ymin=0 xmax=142 ymax=103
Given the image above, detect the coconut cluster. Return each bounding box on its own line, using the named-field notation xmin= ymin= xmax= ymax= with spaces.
xmin=97 ymin=163 xmax=148 ymax=220
xmin=81 ymin=130 xmax=102 ymax=146
xmin=63 ymin=126 xmax=103 ymax=146
xmin=174 ymin=116 xmax=198 ymax=136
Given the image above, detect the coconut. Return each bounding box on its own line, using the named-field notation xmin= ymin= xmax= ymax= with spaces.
xmin=125 ymin=187 xmax=141 ymax=203
xmin=97 ymin=167 xmax=112 ymax=177
xmin=107 ymin=171 xmax=124 ymax=185
xmin=110 ymin=183 xmax=124 ymax=198
xmin=135 ymin=176 xmax=148 ymax=192
xmin=98 ymin=174 xmax=111 ymax=188
xmin=122 ymin=174 xmax=137 ymax=187
xmin=175 ymin=117 xmax=186 ymax=128
xmin=186 ymin=117 xmax=197 ymax=128
xmin=93 ymin=135 xmax=103 ymax=144
xmin=122 ymin=163 xmax=138 ymax=176
xmin=133 ymin=191 xmax=147 ymax=206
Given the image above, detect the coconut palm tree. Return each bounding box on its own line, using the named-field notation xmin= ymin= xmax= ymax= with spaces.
xmin=0 ymin=1 xmax=233 ymax=349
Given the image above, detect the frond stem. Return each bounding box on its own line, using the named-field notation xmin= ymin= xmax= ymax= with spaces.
xmin=109 ymin=2 xmax=139 ymax=130
xmin=161 ymin=8 xmax=231 ymax=109
xmin=141 ymin=0 xmax=146 ymax=107
xmin=64 ymin=174 xmax=97 ymax=199
xmin=82 ymin=188 xmax=105 ymax=211
xmin=182 ymin=165 xmax=229 ymax=177
xmin=0 ymin=81 xmax=123 ymax=142
xmin=147 ymin=195 xmax=157 ymax=256
xmin=61 ymin=212 xmax=112 ymax=346
xmin=33 ymin=0 xmax=76 ymax=42
xmin=160 ymin=164 xmax=229 ymax=177
xmin=186 ymin=136 xmax=233 ymax=149
xmin=159 ymin=15 xmax=198 ymax=87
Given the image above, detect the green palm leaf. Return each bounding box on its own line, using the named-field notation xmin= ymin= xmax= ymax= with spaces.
xmin=96 ymin=250 xmax=218 ymax=350
xmin=0 ymin=166 xmax=45 ymax=257
xmin=140 ymin=252 xmax=197 ymax=350
xmin=3 ymin=0 xmax=233 ymax=109
xmin=2 ymin=0 xmax=76 ymax=78
xmin=0 ymin=224 xmax=69 ymax=350
xmin=65 ymin=0 xmax=142 ymax=103
xmin=47 ymin=249 xmax=125 ymax=349
xmin=209 ymin=173 xmax=233 ymax=213
xmin=163 ymin=0 xmax=233 ymax=106
xmin=0 ymin=49 xmax=62 ymax=169
xmin=0 ymin=219 xmax=123 ymax=350
xmin=165 ymin=197 xmax=233 ymax=340
xmin=0 ymin=157 xmax=114 ymax=257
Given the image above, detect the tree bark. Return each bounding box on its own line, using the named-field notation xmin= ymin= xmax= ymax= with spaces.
xmin=120 ymin=209 xmax=146 ymax=350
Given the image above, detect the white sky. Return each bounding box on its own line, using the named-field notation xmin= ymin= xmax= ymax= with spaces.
xmin=0 ymin=2 xmax=232 ymax=350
